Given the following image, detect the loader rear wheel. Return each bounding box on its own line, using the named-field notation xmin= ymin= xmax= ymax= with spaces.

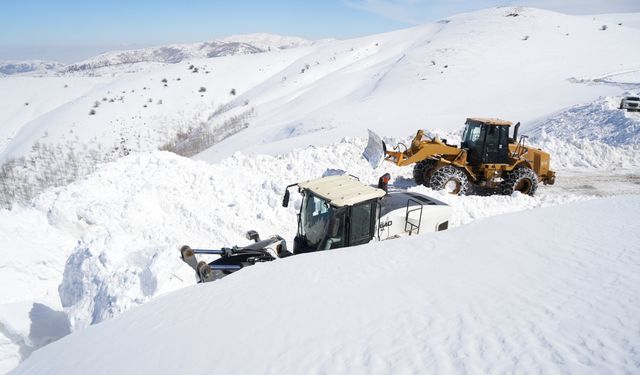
xmin=429 ymin=165 xmax=469 ymax=195
xmin=413 ymin=159 xmax=437 ymax=186
xmin=501 ymin=166 xmax=538 ymax=196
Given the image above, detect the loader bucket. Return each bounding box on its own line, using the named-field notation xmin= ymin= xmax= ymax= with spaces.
xmin=363 ymin=129 xmax=385 ymax=168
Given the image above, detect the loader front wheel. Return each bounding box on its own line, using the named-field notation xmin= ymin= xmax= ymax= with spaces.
xmin=413 ymin=159 xmax=437 ymax=186
xmin=429 ymin=165 xmax=469 ymax=195
xmin=501 ymin=166 xmax=538 ymax=196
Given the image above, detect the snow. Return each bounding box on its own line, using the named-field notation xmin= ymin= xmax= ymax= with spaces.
xmin=3 ymin=7 xmax=640 ymax=162
xmin=522 ymin=95 xmax=640 ymax=169
xmin=1 ymin=6 xmax=639 ymax=374
xmin=1 ymin=132 xmax=636 ymax=372
xmin=589 ymin=13 xmax=640 ymax=29
xmin=11 ymin=196 xmax=640 ymax=374
xmin=0 ymin=61 xmax=63 ymax=76
xmin=0 ymin=47 xmax=310 ymax=159
xmin=0 ymin=208 xmax=75 ymax=372
xmin=9 ymin=141 xmax=592 ymax=331
xmin=0 ymin=76 xmax=112 ymax=153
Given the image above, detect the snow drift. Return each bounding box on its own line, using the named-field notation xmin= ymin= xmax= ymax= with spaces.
xmin=23 ymin=143 xmax=588 ymax=332
xmin=12 ymin=196 xmax=640 ymax=374
xmin=0 ymin=136 xmax=602 ymax=373
xmin=526 ymin=95 xmax=640 ymax=169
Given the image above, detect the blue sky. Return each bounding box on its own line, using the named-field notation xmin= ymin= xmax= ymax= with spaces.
xmin=1 ymin=0 xmax=639 ymax=63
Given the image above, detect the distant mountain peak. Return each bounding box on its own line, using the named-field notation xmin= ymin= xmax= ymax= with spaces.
xmin=0 ymin=60 xmax=65 ymax=76
xmin=62 ymin=34 xmax=314 ymax=73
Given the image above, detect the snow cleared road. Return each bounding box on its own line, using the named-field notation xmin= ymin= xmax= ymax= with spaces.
xmin=545 ymin=169 xmax=640 ymax=197
xmin=11 ymin=196 xmax=640 ymax=375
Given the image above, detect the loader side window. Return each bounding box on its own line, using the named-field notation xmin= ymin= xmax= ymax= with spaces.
xmin=462 ymin=122 xmax=482 ymax=147
xmin=482 ymin=125 xmax=510 ymax=164
xmin=462 ymin=122 xmax=484 ymax=165
xmin=349 ymin=201 xmax=375 ymax=246
xmin=300 ymin=194 xmax=332 ymax=249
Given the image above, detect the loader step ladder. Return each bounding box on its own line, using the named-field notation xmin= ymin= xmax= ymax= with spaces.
xmin=404 ymin=198 xmax=423 ymax=235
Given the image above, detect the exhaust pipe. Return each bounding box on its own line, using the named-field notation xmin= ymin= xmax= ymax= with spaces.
xmin=378 ymin=173 xmax=391 ymax=193
xmin=513 ymin=122 xmax=521 ymax=141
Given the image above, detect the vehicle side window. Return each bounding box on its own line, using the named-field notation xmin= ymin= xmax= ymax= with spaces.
xmin=499 ymin=126 xmax=509 ymax=147
xmin=485 ymin=125 xmax=499 ymax=145
xmin=302 ymin=195 xmax=332 ymax=247
xmin=463 ymin=123 xmax=482 ymax=145
xmin=349 ymin=201 xmax=373 ymax=245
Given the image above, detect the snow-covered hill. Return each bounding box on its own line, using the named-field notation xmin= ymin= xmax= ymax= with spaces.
xmin=11 ymin=196 xmax=640 ymax=374
xmin=0 ymin=61 xmax=64 ymax=76
xmin=62 ymin=34 xmax=313 ymax=73
xmin=2 ymin=8 xmax=639 ymax=165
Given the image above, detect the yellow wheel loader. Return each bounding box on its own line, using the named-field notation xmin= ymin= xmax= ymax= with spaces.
xmin=364 ymin=118 xmax=556 ymax=196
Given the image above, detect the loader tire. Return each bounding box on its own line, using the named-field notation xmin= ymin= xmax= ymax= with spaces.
xmin=413 ymin=159 xmax=437 ymax=186
xmin=429 ymin=165 xmax=469 ymax=195
xmin=501 ymin=166 xmax=538 ymax=196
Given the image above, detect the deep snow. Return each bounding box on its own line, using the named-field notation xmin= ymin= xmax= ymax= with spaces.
xmin=2 ymin=136 xmax=639 ymax=372
xmin=11 ymin=196 xmax=640 ymax=375
xmin=1 ymin=6 xmax=640 ymax=374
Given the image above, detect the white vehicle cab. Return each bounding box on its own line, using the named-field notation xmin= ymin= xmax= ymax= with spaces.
xmin=181 ymin=174 xmax=452 ymax=283
xmin=284 ymin=174 xmax=452 ymax=253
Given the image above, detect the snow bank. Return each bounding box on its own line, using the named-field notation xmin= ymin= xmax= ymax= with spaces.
xmin=524 ymin=95 xmax=640 ymax=168
xmin=528 ymin=95 xmax=640 ymax=146
xmin=5 ymin=139 xmax=590 ymax=336
xmin=12 ymin=196 xmax=640 ymax=374
xmin=0 ymin=137 xmax=577 ymax=372
xmin=2 ymin=107 xmax=638 ymax=371
xmin=0 ymin=207 xmax=76 ymax=374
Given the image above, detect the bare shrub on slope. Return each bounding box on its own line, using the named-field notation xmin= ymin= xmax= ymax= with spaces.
xmin=160 ymin=103 xmax=255 ymax=157
xmin=0 ymin=142 xmax=128 ymax=208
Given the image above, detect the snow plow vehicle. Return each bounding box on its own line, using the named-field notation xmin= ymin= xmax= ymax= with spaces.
xmin=180 ymin=174 xmax=452 ymax=283
xmin=364 ymin=118 xmax=556 ymax=196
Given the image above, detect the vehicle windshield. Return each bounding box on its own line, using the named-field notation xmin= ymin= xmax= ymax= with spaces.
xmin=462 ymin=122 xmax=482 ymax=147
xmin=300 ymin=193 xmax=341 ymax=250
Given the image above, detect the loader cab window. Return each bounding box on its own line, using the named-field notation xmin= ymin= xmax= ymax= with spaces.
xmin=349 ymin=200 xmax=375 ymax=246
xmin=299 ymin=193 xmax=345 ymax=250
xmin=462 ymin=121 xmax=485 ymax=165
xmin=462 ymin=122 xmax=482 ymax=147
xmin=482 ymin=125 xmax=510 ymax=164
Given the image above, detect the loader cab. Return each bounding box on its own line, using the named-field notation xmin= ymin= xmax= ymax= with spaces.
xmin=461 ymin=118 xmax=511 ymax=165
xmin=283 ymin=175 xmax=384 ymax=254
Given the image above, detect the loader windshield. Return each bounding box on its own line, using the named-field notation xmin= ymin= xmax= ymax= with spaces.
xmin=299 ymin=193 xmax=344 ymax=250
xmin=462 ymin=122 xmax=482 ymax=147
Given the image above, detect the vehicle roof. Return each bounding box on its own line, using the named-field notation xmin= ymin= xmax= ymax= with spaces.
xmin=297 ymin=175 xmax=386 ymax=207
xmin=466 ymin=117 xmax=512 ymax=126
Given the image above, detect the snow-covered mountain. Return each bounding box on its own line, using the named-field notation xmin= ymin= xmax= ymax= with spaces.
xmin=2 ymin=7 xmax=639 ymax=163
xmin=0 ymin=60 xmax=64 ymax=76
xmin=1 ymin=6 xmax=640 ymax=374
xmin=62 ymin=33 xmax=313 ymax=72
